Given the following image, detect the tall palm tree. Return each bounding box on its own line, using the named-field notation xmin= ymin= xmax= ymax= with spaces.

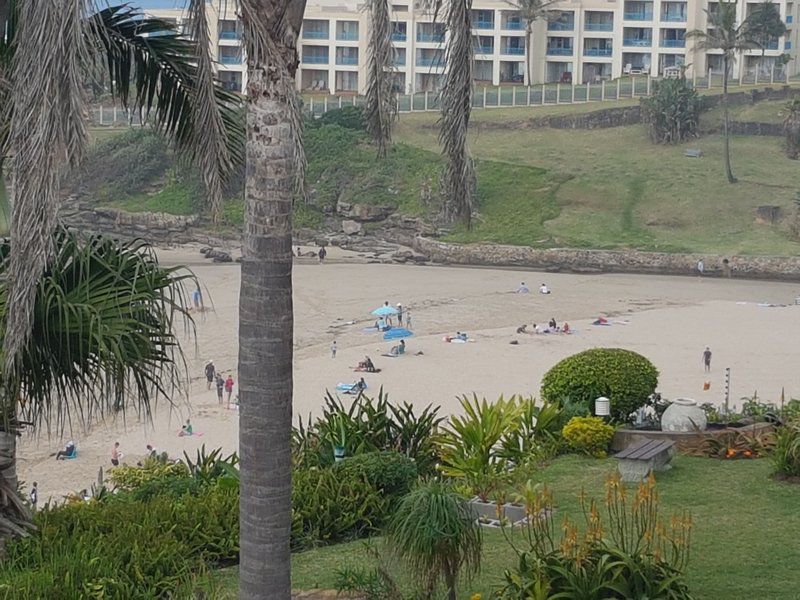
xmin=745 ymin=1 xmax=787 ymax=76
xmin=237 ymin=1 xmax=306 ymax=597
xmin=687 ymin=0 xmax=759 ymax=183
xmin=438 ymin=0 xmax=476 ymax=228
xmin=364 ymin=0 xmax=397 ymax=157
xmin=0 ymin=0 xmax=240 ymax=542
xmin=0 ymin=228 xmax=194 ymax=545
xmin=507 ymin=0 xmax=557 ymax=86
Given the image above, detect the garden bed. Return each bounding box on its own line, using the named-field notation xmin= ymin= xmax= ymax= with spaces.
xmin=612 ymin=422 xmax=775 ymax=453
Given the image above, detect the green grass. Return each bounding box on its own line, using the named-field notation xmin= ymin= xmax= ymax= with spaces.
xmin=107 ymin=180 xmax=198 ymax=216
xmin=210 ymin=455 xmax=800 ymax=599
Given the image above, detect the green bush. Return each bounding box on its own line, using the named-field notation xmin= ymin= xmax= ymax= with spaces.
xmin=541 ymin=348 xmax=659 ymax=421
xmin=562 ymin=416 xmax=615 ymax=458
xmin=336 ymin=451 xmax=418 ymax=503
xmin=773 ymin=423 xmax=800 ymax=479
xmin=291 ymin=466 xmax=388 ymax=550
xmin=315 ymin=106 xmax=366 ymax=131
xmin=640 ymin=77 xmax=703 ymax=144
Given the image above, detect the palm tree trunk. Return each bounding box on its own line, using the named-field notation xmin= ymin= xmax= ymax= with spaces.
xmin=525 ymin=23 xmax=534 ymax=86
xmin=443 ymin=564 xmax=458 ymax=600
xmin=722 ymin=54 xmax=736 ymax=183
xmin=238 ymin=1 xmax=305 ymax=597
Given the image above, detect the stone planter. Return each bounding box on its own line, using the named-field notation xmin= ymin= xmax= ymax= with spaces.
xmin=469 ymin=498 xmax=527 ymax=528
xmin=661 ymin=398 xmax=708 ymax=432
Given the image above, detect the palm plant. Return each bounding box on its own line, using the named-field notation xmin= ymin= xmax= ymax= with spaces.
xmin=781 ymin=98 xmax=800 ymax=159
xmin=745 ymin=1 xmax=787 ymax=75
xmin=388 ymin=480 xmax=482 ymax=600
xmin=437 ymin=0 xmax=477 ymax=228
xmin=687 ymin=0 xmax=759 ymax=183
xmin=364 ymin=0 xmax=397 ymax=157
xmin=0 ymin=227 xmax=193 ymax=544
xmin=640 ymin=77 xmax=703 ymax=143
xmin=507 ymin=0 xmax=558 ymax=85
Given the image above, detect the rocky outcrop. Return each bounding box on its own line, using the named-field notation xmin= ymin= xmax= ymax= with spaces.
xmin=336 ymin=200 xmax=394 ymax=222
xmin=413 ymin=237 xmax=800 ymax=281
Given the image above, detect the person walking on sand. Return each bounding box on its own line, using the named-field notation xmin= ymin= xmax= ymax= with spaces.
xmin=697 ymin=259 xmax=705 ymax=277
xmin=29 ymin=482 xmax=38 ymax=510
xmin=215 ymin=374 xmax=225 ymax=404
xmin=331 ymin=340 xmax=337 ymax=358
xmin=318 ymin=245 xmax=327 ymax=263
xmin=192 ymin=284 xmax=203 ymax=311
xmin=111 ymin=442 xmax=122 ymax=467
xmin=225 ymin=374 xmax=235 ymax=405
xmin=702 ymin=347 xmax=712 ymax=372
xmin=204 ymin=360 xmax=215 ymax=390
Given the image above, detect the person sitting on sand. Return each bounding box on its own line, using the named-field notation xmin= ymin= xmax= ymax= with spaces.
xmin=146 ymin=444 xmax=158 ymax=459
xmin=535 ymin=323 xmax=549 ymax=334
xmin=55 ymin=441 xmax=76 ymax=460
xmin=593 ymin=316 xmax=609 ymax=326
xmin=549 ymin=318 xmax=557 ymax=330
xmin=179 ymin=419 xmax=193 ymax=437
xmin=516 ymin=282 xmax=530 ymax=294
xmin=516 ymin=324 xmax=528 ymax=334
xmin=458 ymin=332 xmax=468 ymax=341
xmin=356 ymin=377 xmax=366 ymax=391
xmin=563 ymin=323 xmax=571 ymax=334
xmin=539 ymin=283 xmax=551 ymax=295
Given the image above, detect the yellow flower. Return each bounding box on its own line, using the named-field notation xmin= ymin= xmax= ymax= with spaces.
xmin=470 ymin=594 xmax=482 ymax=600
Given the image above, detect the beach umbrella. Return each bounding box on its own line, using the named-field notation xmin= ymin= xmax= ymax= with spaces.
xmin=372 ymin=305 xmax=398 ymax=317
xmin=384 ymin=328 xmax=414 ymax=340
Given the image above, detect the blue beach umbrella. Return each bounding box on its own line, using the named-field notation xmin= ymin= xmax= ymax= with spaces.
xmin=383 ymin=328 xmax=414 ymax=340
xmin=372 ymin=305 xmax=398 ymax=317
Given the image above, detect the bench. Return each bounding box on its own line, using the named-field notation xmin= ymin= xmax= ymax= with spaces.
xmin=684 ymin=149 xmax=702 ymax=158
xmin=615 ymin=438 xmax=675 ymax=482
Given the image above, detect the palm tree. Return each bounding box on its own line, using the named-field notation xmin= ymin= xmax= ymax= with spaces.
xmin=0 ymin=228 xmax=194 ymax=545
xmin=507 ymin=0 xmax=558 ymax=86
xmin=745 ymin=1 xmax=787 ymax=76
xmin=364 ymin=0 xmax=397 ymax=157
xmin=438 ymin=0 xmax=476 ymax=228
xmin=0 ymin=0 xmax=239 ymax=543
xmin=781 ymin=98 xmax=800 ymax=159
xmin=237 ymin=1 xmax=306 ymax=597
xmin=687 ymin=0 xmax=759 ymax=183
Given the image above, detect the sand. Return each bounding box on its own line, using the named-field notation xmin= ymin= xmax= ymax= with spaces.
xmin=19 ymin=245 xmax=800 ymax=503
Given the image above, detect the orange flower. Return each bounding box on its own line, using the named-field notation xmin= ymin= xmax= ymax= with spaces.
xmin=743 ymin=450 xmax=753 ymax=457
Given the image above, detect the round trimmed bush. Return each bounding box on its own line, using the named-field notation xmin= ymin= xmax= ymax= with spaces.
xmin=541 ymin=348 xmax=659 ymax=420
xmin=562 ymin=416 xmax=615 ymax=458
xmin=335 ymin=451 xmax=418 ymax=502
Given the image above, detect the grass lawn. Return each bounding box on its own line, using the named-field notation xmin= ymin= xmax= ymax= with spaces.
xmin=211 ymin=455 xmax=800 ymax=599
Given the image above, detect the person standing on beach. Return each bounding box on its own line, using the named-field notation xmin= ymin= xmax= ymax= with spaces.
xmin=111 ymin=442 xmax=122 ymax=467
xmin=225 ymin=375 xmax=235 ymax=405
xmin=215 ymin=374 xmax=225 ymax=404
xmin=318 ymin=246 xmax=327 ymax=263
xmin=29 ymin=482 xmax=38 ymax=510
xmin=702 ymin=347 xmax=712 ymax=372
xmin=204 ymin=360 xmax=215 ymax=390
xmin=192 ymin=285 xmax=203 ymax=311
xmin=397 ymin=304 xmax=403 ymax=326
xmin=331 ymin=340 xmax=337 ymax=358
xmin=697 ymin=259 xmax=705 ymax=277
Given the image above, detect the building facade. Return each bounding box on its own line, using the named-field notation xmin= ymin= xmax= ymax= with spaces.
xmin=144 ymin=0 xmax=798 ymax=95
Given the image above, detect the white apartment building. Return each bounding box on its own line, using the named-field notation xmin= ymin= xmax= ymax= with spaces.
xmin=143 ymin=0 xmax=798 ymax=95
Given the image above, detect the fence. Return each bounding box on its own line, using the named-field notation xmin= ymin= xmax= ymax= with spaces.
xmin=87 ymin=71 xmax=799 ymax=126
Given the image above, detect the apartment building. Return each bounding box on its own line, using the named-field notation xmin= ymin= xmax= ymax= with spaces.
xmin=141 ymin=0 xmax=798 ymax=94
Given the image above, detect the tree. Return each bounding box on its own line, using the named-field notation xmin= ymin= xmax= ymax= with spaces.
xmin=237 ymin=0 xmax=306 ymax=597
xmin=364 ymin=0 xmax=397 ymax=157
xmin=0 ymin=1 xmax=239 ymax=543
xmin=388 ymin=480 xmax=482 ymax=600
xmin=687 ymin=1 xmax=759 ymax=183
xmin=640 ymin=77 xmax=703 ymax=143
xmin=782 ymin=98 xmax=800 ymax=159
xmin=438 ymin=0 xmax=476 ymax=228
xmin=745 ymin=1 xmax=787 ymax=75
xmin=508 ymin=0 xmax=557 ymax=86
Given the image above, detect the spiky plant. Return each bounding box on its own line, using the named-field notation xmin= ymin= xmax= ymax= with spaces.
xmin=640 ymin=77 xmax=703 ymax=143
xmin=781 ymin=98 xmax=800 ymax=159
xmin=388 ymin=480 xmax=482 ymax=600
xmin=364 ymin=0 xmax=397 ymax=157
xmin=438 ymin=0 xmax=477 ymax=228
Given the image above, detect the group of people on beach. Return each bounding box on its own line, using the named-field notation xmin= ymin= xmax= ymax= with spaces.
xmin=516 ymin=282 xmax=551 ymax=295
xmin=205 ymin=360 xmax=236 ymax=407
xmin=517 ymin=317 xmax=570 ymax=335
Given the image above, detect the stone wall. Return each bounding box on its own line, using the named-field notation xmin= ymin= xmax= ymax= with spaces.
xmin=413 ymin=237 xmax=800 ymax=281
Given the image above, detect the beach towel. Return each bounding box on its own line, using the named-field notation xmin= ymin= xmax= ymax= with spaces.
xmin=336 ymin=382 xmax=368 ymax=392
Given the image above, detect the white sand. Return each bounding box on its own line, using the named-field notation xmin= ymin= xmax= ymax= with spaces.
xmin=19 ymin=246 xmax=800 ymax=503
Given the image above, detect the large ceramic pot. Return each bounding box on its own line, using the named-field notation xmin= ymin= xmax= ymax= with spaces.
xmin=661 ymin=398 xmax=708 ymax=432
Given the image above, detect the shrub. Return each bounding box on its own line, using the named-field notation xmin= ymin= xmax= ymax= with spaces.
xmin=541 ymin=348 xmax=659 ymax=421
xmin=496 ymin=474 xmax=693 ymax=600
xmin=782 ymin=98 xmax=800 ymax=159
xmin=773 ymin=423 xmax=800 ymax=479
xmin=640 ymin=77 xmax=702 ymax=144
xmin=316 ymin=106 xmax=366 ymax=131
xmin=336 ymin=451 xmax=418 ymax=503
xmin=108 ymin=457 xmax=189 ymax=491
xmin=562 ymin=416 xmax=615 ymax=458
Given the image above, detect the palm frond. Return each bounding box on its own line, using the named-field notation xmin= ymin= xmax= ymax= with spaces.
xmin=3 ymin=0 xmax=89 ymax=379
xmin=364 ymin=0 xmax=397 ymax=158
xmin=438 ymin=0 xmax=476 ymax=228
xmin=0 ymin=227 xmax=194 ymax=437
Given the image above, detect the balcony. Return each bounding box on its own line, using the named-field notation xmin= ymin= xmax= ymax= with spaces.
xmin=391 ymin=32 xmax=407 ymax=42
xmin=336 ymin=32 xmax=358 ymax=41
xmin=502 ymin=46 xmax=525 ymax=55
xmin=764 ymin=40 xmax=779 ymax=49
xmin=503 ymin=20 xmax=524 ymax=30
xmin=417 ymin=33 xmax=445 ymax=43
xmin=474 ymin=19 xmax=495 ymax=29
xmin=474 ymin=44 xmax=494 ymax=54
xmin=585 ymin=22 xmax=614 ymax=31
xmin=787 ymin=41 xmax=793 ymax=49
xmin=336 ymin=56 xmax=359 ymax=65
xmin=416 ymin=57 xmax=444 ymax=67
xmin=219 ymin=31 xmax=241 ymax=40
xmin=623 ymin=37 xmax=652 ymax=46
xmin=303 ymin=55 xmax=329 ymax=64
xmin=548 ymin=21 xmax=575 ymax=31
xmin=219 ymin=55 xmax=242 ymax=65
xmin=546 ymin=46 xmax=574 ymax=55
xmin=661 ymin=12 xmax=686 ymax=22
xmin=303 ymin=31 xmax=329 ymax=40
xmin=787 ymin=15 xmax=793 ymax=24
xmin=624 ymin=12 xmax=653 ymax=20
xmin=584 ymin=47 xmax=613 ymax=56
xmin=661 ymin=38 xmax=685 ymax=47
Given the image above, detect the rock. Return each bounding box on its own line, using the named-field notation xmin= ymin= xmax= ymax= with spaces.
xmin=199 ymin=246 xmax=212 ymax=255
xmin=212 ymin=252 xmax=232 ymax=263
xmin=341 ymin=220 xmax=362 ymax=235
xmin=337 ymin=202 xmax=394 ymax=222
xmin=235 ymin=256 xmax=243 ymax=263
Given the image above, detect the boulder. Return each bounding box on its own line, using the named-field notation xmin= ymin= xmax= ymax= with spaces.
xmin=337 ymin=201 xmax=394 ymax=222
xmin=341 ymin=220 xmax=362 ymax=235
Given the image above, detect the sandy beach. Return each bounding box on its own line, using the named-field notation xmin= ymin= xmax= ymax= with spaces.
xmin=19 ymin=246 xmax=800 ymax=503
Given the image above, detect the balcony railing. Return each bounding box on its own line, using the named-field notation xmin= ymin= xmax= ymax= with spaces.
xmin=623 ymin=37 xmax=652 ymax=46
xmin=503 ymin=21 xmax=524 ymax=30
xmin=219 ymin=31 xmax=241 ymax=40
xmin=391 ymin=32 xmax=407 ymax=41
xmin=336 ymin=32 xmax=359 ymax=41
xmin=474 ymin=45 xmax=494 ymax=54
xmin=219 ymin=55 xmax=242 ymax=64
xmin=548 ymin=22 xmax=575 ymax=31
xmin=624 ymin=12 xmax=653 ymax=20
xmin=502 ymin=46 xmax=525 ymax=55
xmin=474 ymin=20 xmax=495 ymax=29
xmin=417 ymin=33 xmax=445 ymax=42
xmin=546 ymin=46 xmax=573 ymax=55
xmin=303 ymin=55 xmax=329 ymax=64
xmin=660 ymin=39 xmax=685 ymax=47
xmin=661 ymin=12 xmax=686 ymax=21
xmin=787 ymin=15 xmax=793 ymax=24
xmin=303 ymin=30 xmax=329 ymax=40
xmin=584 ymin=47 xmax=613 ymax=56
xmin=336 ymin=56 xmax=359 ymax=65
xmin=787 ymin=41 xmax=793 ymax=49
xmin=416 ymin=57 xmax=444 ymax=67
xmin=393 ymin=58 xmax=406 ymax=66
xmin=764 ymin=40 xmax=779 ymax=49
xmin=585 ymin=22 xmax=614 ymax=31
